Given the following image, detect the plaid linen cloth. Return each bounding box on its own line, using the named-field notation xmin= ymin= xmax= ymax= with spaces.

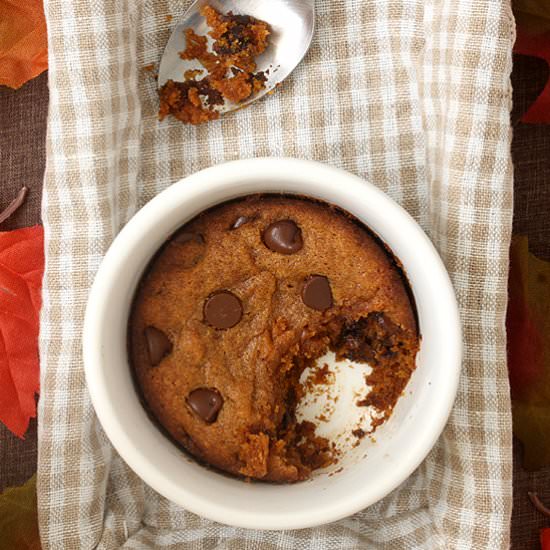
xmin=38 ymin=0 xmax=515 ymax=548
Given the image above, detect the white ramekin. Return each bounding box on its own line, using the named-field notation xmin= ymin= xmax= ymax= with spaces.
xmin=83 ymin=158 xmax=461 ymax=530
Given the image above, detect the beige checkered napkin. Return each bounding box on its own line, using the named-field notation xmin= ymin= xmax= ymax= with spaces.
xmin=38 ymin=0 xmax=515 ymax=547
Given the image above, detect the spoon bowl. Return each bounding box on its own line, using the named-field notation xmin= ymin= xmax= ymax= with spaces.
xmin=158 ymin=0 xmax=315 ymax=114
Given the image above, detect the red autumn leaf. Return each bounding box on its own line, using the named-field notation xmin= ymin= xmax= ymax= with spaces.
xmin=542 ymin=528 xmax=550 ymax=550
xmin=0 ymin=226 xmax=44 ymax=438
xmin=507 ymin=239 xmax=545 ymax=400
xmin=508 ymin=236 xmax=550 ymax=470
xmin=513 ymin=0 xmax=550 ymax=124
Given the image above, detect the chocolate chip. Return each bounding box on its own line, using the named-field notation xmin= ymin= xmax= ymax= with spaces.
xmin=187 ymin=388 xmax=223 ymax=423
xmin=253 ymin=71 xmax=268 ymax=85
xmin=144 ymin=326 xmax=172 ymax=366
xmin=170 ymin=230 xmax=206 ymax=268
xmin=172 ymin=231 xmax=204 ymax=245
xmin=262 ymin=220 xmax=303 ymax=254
xmin=302 ymin=275 xmax=333 ymax=311
xmin=229 ymin=14 xmax=254 ymax=26
xmin=230 ymin=215 xmax=253 ymax=230
xmin=204 ymin=291 xmax=243 ymax=329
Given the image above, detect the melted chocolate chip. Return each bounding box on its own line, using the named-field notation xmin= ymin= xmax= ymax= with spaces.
xmin=227 ymin=13 xmax=254 ymax=26
xmin=302 ymin=275 xmax=333 ymax=311
xmin=262 ymin=220 xmax=303 ymax=254
xmin=159 ymin=79 xmax=224 ymax=109
xmin=144 ymin=326 xmax=172 ymax=366
xmin=187 ymin=388 xmax=223 ymax=423
xmin=204 ymin=291 xmax=243 ymax=329
xmin=214 ymin=13 xmax=256 ymax=55
xmin=230 ymin=215 xmax=253 ymax=230
xmin=253 ymin=71 xmax=268 ymax=85
xmin=172 ymin=231 xmax=204 ymax=245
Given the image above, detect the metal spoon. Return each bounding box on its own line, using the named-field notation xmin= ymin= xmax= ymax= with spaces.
xmin=158 ymin=0 xmax=315 ymax=114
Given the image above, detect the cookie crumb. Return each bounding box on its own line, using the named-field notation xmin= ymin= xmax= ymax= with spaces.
xmin=158 ymin=5 xmax=272 ymax=125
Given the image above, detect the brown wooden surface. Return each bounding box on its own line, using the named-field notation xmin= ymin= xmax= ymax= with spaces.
xmin=0 ymin=73 xmax=47 ymax=492
xmin=0 ymin=72 xmax=48 ymax=232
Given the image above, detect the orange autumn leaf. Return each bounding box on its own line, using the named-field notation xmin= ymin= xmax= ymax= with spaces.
xmin=0 ymin=226 xmax=44 ymax=438
xmin=0 ymin=0 xmax=48 ymax=89
xmin=508 ymin=236 xmax=550 ymax=470
xmin=0 ymin=475 xmax=40 ymax=550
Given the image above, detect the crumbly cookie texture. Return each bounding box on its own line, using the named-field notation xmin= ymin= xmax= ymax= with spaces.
xmin=158 ymin=6 xmax=270 ymax=125
xmin=129 ymin=196 xmax=419 ymax=482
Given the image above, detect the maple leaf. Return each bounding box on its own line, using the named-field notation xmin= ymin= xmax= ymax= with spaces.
xmin=508 ymin=236 xmax=550 ymax=470
xmin=0 ymin=0 xmax=48 ymax=89
xmin=0 ymin=226 xmax=44 ymax=438
xmin=513 ymin=0 xmax=550 ymax=123
xmin=0 ymin=475 xmax=40 ymax=550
